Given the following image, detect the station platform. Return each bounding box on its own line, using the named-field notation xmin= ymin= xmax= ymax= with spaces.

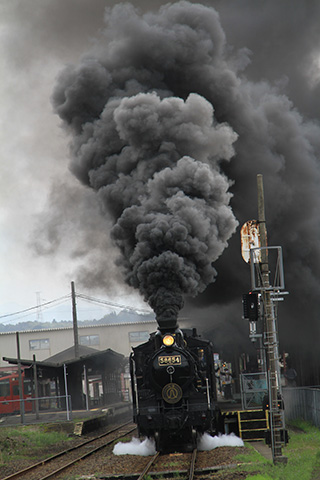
xmin=0 ymin=402 xmax=132 ymax=429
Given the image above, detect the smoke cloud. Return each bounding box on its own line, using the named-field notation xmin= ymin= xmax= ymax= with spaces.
xmin=52 ymin=2 xmax=239 ymax=327
xmin=50 ymin=1 xmax=320 ymax=354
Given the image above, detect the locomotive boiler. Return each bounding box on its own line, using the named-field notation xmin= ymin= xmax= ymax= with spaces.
xmin=130 ymin=324 xmax=223 ymax=452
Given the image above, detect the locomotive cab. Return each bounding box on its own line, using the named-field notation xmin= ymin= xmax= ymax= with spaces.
xmin=130 ymin=326 xmax=222 ymax=452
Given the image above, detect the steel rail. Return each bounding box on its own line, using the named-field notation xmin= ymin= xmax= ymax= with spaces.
xmin=188 ymin=448 xmax=197 ymax=480
xmin=1 ymin=421 xmax=135 ymax=480
xmin=136 ymin=448 xmax=197 ymax=480
xmin=37 ymin=428 xmax=136 ymax=480
xmin=136 ymin=452 xmax=160 ymax=480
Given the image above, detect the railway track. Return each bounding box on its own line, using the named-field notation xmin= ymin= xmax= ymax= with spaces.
xmin=1 ymin=421 xmax=136 ymax=480
xmin=136 ymin=448 xmax=198 ymax=480
xmin=2 ymin=424 xmax=245 ymax=480
xmin=114 ymin=447 xmax=241 ymax=480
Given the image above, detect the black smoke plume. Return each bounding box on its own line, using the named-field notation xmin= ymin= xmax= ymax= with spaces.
xmin=52 ymin=1 xmax=320 ymax=353
xmin=52 ymin=2 xmax=239 ymax=328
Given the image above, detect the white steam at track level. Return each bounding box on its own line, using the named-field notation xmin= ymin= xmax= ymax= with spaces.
xmin=112 ymin=433 xmax=244 ymax=455
xmin=197 ymin=432 xmax=244 ymax=450
xmin=113 ymin=437 xmax=156 ymax=456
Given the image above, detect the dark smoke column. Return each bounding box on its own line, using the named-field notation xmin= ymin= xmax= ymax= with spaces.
xmin=52 ymin=3 xmax=239 ymax=330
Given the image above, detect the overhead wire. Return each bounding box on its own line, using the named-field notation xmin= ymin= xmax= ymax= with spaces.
xmin=0 ymin=295 xmax=71 ymax=320
xmin=0 ymin=292 xmax=152 ymax=324
xmin=76 ymin=292 xmax=151 ymax=314
xmin=0 ymin=298 xmax=73 ymax=323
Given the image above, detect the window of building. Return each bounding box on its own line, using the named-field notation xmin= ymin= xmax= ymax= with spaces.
xmin=13 ymin=384 xmax=19 ymax=396
xmin=23 ymin=379 xmax=32 ymax=395
xmin=79 ymin=335 xmax=100 ymax=346
xmin=129 ymin=331 xmax=150 ymax=343
xmin=0 ymin=380 xmax=10 ymax=397
xmin=29 ymin=338 xmax=50 ymax=350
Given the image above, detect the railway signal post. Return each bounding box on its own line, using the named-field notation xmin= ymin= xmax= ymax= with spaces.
xmin=241 ymin=174 xmax=288 ymax=464
xmin=257 ymin=174 xmax=287 ymax=464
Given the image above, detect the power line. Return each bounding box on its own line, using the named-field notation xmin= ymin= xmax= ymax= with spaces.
xmin=0 ymin=298 xmax=73 ymax=323
xmin=0 ymin=295 xmax=71 ymax=320
xmin=76 ymin=293 xmax=151 ymax=314
xmin=0 ymin=292 xmax=152 ymax=322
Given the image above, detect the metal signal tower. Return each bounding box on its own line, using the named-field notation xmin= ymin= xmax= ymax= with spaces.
xmin=242 ymin=175 xmax=288 ymax=464
xmin=36 ymin=291 xmax=43 ymax=322
xmin=256 ymin=175 xmax=287 ymax=463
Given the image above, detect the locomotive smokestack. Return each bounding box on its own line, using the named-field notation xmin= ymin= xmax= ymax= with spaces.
xmin=156 ymin=314 xmax=178 ymax=331
xmin=151 ymin=287 xmax=183 ymax=331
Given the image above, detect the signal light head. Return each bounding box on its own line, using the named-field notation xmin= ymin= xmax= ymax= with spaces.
xmin=163 ymin=335 xmax=174 ymax=347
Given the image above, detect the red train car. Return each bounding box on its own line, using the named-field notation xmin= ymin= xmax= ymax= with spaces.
xmin=0 ymin=372 xmax=33 ymax=414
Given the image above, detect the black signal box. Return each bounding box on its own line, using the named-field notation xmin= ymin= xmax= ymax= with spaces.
xmin=242 ymin=293 xmax=259 ymax=321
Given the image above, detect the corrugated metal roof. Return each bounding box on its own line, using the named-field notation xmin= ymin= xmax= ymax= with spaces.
xmin=45 ymin=345 xmax=98 ymax=363
xmin=3 ymin=346 xmax=124 ymax=368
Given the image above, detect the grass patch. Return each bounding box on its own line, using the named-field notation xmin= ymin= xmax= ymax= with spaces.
xmin=0 ymin=424 xmax=71 ymax=466
xmin=236 ymin=443 xmax=270 ymax=465
xmin=286 ymin=418 xmax=309 ymax=432
xmin=234 ymin=421 xmax=320 ymax=480
xmin=112 ymin=434 xmax=132 ymax=448
xmin=162 ymin=460 xmax=182 ymax=468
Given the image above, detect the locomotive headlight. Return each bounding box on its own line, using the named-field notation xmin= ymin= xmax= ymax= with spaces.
xmin=163 ymin=335 xmax=174 ymax=347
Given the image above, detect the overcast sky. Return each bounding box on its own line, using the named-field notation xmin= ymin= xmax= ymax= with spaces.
xmin=0 ymin=0 xmax=152 ymax=322
xmin=1 ymin=0 xmax=320 ymax=335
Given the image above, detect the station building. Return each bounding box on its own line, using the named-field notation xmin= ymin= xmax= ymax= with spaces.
xmin=0 ymin=320 xmax=158 ymax=412
xmin=0 ymin=320 xmax=158 ymax=370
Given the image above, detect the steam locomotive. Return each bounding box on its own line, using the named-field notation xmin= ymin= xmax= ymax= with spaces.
xmin=129 ymin=324 xmax=223 ymax=452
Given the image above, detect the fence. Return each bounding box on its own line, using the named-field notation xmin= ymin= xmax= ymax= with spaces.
xmin=0 ymin=395 xmax=72 ymax=423
xmin=240 ymin=372 xmax=268 ymax=409
xmin=282 ymin=387 xmax=320 ymax=428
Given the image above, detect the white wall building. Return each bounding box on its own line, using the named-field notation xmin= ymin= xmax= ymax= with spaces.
xmin=0 ymin=320 xmax=158 ymax=369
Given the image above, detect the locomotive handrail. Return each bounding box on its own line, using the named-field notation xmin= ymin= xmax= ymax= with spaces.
xmin=206 ymin=378 xmax=211 ymax=409
xmin=133 ymin=360 xmax=140 ymax=415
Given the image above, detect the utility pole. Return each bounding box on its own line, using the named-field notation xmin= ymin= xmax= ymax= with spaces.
xmin=16 ymin=332 xmax=25 ymax=424
xmin=33 ymin=354 xmax=40 ymax=420
xmin=257 ymin=174 xmax=287 ymax=464
xmin=71 ymin=281 xmax=79 ymax=358
xmin=64 ymin=363 xmax=70 ymax=421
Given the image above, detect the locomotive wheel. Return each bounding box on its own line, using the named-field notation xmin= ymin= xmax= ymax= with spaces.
xmin=216 ymin=409 xmax=225 ymax=434
xmin=182 ymin=428 xmax=198 ymax=452
xmin=191 ymin=428 xmax=197 ymax=449
xmin=154 ymin=431 xmax=161 ymax=452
